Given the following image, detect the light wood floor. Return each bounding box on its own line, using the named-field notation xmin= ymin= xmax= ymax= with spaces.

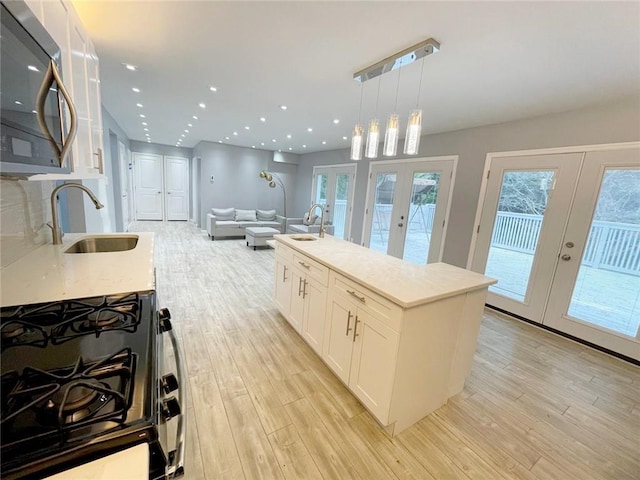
xmin=136 ymin=221 xmax=640 ymax=480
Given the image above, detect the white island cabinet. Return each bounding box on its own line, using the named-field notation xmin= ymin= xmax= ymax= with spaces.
xmin=273 ymin=235 xmax=496 ymax=436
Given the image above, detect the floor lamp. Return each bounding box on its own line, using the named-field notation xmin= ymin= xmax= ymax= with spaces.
xmin=259 ymin=170 xmax=287 ymax=217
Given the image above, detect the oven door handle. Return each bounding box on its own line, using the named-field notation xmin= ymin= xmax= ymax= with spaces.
xmin=164 ymin=320 xmax=186 ymax=478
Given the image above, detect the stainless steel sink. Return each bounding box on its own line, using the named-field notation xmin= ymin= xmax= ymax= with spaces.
xmin=64 ymin=235 xmax=139 ymax=254
xmin=290 ymin=234 xmax=318 ymax=242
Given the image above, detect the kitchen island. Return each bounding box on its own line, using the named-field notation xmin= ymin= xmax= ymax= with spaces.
xmin=273 ymin=234 xmax=496 ymax=435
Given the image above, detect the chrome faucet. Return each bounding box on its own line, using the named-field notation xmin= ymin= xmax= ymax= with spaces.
xmin=50 ymin=183 xmax=104 ymax=245
xmin=307 ymin=203 xmax=326 ymax=238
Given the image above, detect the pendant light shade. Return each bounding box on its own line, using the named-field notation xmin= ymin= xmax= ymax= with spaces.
xmin=403 ymin=109 xmax=422 ymax=155
xmin=383 ymin=113 xmax=400 ymax=157
xmin=365 ymin=118 xmax=380 ymax=159
xmin=350 ymin=123 xmax=364 ymax=161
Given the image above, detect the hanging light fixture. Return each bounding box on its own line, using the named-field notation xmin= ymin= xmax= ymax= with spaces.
xmin=365 ymin=77 xmax=382 ymax=159
xmin=352 ymin=38 xmax=439 ymax=157
xmin=383 ymin=58 xmax=403 ymax=157
xmin=350 ymin=82 xmax=364 ymax=161
xmin=404 ymin=55 xmax=427 ymax=155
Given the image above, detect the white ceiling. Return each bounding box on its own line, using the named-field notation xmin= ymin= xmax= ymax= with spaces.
xmin=72 ymin=1 xmax=640 ymax=154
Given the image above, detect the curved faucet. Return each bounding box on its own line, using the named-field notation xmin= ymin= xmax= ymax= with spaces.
xmin=307 ymin=203 xmax=326 ymax=238
xmin=50 ymin=184 xmax=104 ymax=244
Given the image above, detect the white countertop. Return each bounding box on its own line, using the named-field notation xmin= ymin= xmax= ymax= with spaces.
xmin=275 ymin=234 xmax=496 ymax=308
xmin=0 ymin=233 xmax=155 ymax=307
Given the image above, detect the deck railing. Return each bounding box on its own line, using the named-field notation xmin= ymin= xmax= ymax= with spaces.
xmin=490 ymin=212 xmax=640 ymax=276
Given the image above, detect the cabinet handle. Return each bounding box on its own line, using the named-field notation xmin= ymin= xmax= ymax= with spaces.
xmin=282 ymin=265 xmax=288 ymax=282
xmin=353 ymin=316 xmax=360 ymax=342
xmin=347 ymin=290 xmax=366 ymax=303
xmin=298 ymin=277 xmax=304 ymax=296
xmin=298 ymin=261 xmax=311 ymax=269
xmin=302 ymin=279 xmax=308 ymax=299
xmin=345 ymin=310 xmax=353 ymax=336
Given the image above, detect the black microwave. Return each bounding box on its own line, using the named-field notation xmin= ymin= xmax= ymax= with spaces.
xmin=0 ymin=1 xmax=76 ymax=176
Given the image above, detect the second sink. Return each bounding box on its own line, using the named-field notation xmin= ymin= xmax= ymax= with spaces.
xmin=65 ymin=235 xmax=139 ymax=254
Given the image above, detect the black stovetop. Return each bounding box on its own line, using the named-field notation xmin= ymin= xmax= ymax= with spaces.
xmin=0 ymin=291 xmax=158 ymax=478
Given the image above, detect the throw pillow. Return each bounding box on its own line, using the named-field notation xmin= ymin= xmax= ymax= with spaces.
xmin=211 ymin=207 xmax=234 ymax=220
xmin=235 ymin=209 xmax=257 ymax=222
xmin=256 ymin=209 xmax=276 ymax=221
xmin=303 ymin=212 xmax=318 ymax=226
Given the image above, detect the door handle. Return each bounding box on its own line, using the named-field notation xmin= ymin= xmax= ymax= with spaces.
xmin=561 ymin=254 xmax=571 ymax=261
xmin=398 ymin=223 xmax=404 ymax=227
xmin=282 ymin=265 xmax=288 ymax=282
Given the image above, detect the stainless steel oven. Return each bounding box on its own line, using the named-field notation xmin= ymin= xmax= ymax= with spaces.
xmin=0 ymin=0 xmax=76 ymax=176
xmin=0 ymin=291 xmax=186 ymax=479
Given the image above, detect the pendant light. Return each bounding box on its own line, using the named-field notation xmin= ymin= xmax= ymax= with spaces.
xmin=365 ymin=77 xmax=382 ymax=159
xmin=350 ymin=83 xmax=364 ymax=161
xmin=383 ymin=59 xmax=403 ymax=157
xmin=404 ymin=55 xmax=426 ymax=155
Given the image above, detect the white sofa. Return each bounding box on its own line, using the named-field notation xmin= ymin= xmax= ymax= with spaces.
xmin=285 ymin=216 xmax=334 ymax=235
xmin=206 ymin=208 xmax=287 ymax=240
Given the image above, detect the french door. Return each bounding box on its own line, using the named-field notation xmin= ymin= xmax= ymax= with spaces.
xmin=362 ymin=157 xmax=455 ymax=265
xmin=311 ymin=164 xmax=356 ymax=240
xmin=472 ymin=145 xmax=640 ymax=359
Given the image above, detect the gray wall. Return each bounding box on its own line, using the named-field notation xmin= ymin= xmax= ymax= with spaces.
xmin=193 ymin=141 xmax=297 ymax=228
xmin=130 ymin=141 xmax=193 ymax=160
xmin=297 ymin=96 xmax=640 ymax=267
xmin=102 ymin=107 xmax=130 ymax=232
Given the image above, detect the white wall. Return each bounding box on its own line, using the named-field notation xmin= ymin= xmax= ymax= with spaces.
xmin=297 ymin=96 xmax=640 ymax=267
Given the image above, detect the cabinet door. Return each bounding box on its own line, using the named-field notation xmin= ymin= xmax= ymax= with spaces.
xmin=274 ymin=258 xmax=292 ymax=317
xmin=288 ymin=269 xmax=305 ymax=333
xmin=322 ymin=296 xmax=355 ymax=384
xmin=301 ymin=278 xmax=327 ymax=355
xmin=349 ymin=309 xmax=398 ymax=423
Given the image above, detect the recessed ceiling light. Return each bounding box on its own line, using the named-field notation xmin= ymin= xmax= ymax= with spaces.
xmin=124 ymin=64 xmax=137 ymax=71
xmin=14 ymin=100 xmax=22 ymax=105
xmin=136 ymin=103 xmax=143 ymax=108
xmin=198 ymin=102 xmax=206 ymax=109
xmin=286 ymin=134 xmax=292 ymax=139
xmin=139 ymin=114 xmax=146 ymax=118
xmin=279 ymin=105 xmax=287 ymax=110
xmin=261 ymin=142 xmax=265 ymax=146
xmin=342 ymin=136 xmax=347 ymax=140
xmin=184 ymin=129 xmax=189 ymax=133
xmin=233 ymin=132 xmax=238 ymax=136
xmin=307 ymin=128 xmax=313 ymax=132
xmin=225 ymin=136 xmax=230 ymax=140
xmin=209 ymin=86 xmax=218 ymax=92
xmin=132 ymin=87 xmax=140 ymax=93
xmin=288 ymin=147 xmax=292 ymax=151
xmin=27 ymin=65 xmax=39 ymax=72
xmin=302 ymin=145 xmax=307 ymax=148
xmin=181 ymin=134 xmax=185 ymax=137
xmin=188 ymin=123 xmax=193 ymax=127
xmin=218 ymin=140 xmax=223 ymax=143
xmin=251 ymin=145 xmax=255 ymax=148
xmin=272 ymin=139 xmax=276 ymax=142
xmin=147 ymin=139 xmax=151 ymax=143
xmin=192 ymin=115 xmax=198 ymax=120
xmin=144 ymin=128 xmax=148 ymax=132
xmin=244 ymin=126 xmax=250 ymax=130
xmin=260 ymin=117 xmax=266 ymax=122
xmin=322 ymin=141 xmax=327 ymax=145
xmin=142 ymin=122 xmax=148 ymax=126
xmin=31 ymin=110 xmax=37 ymax=114
xmin=333 ymin=119 xmax=340 ymax=124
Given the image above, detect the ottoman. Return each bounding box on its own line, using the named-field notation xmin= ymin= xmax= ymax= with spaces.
xmin=245 ymin=227 xmax=279 ymax=250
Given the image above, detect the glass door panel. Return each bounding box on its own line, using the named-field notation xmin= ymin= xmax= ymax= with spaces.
xmin=332 ymin=173 xmax=350 ymax=240
xmin=567 ymin=169 xmax=640 ymax=336
xmin=369 ymin=173 xmax=397 ymax=255
xmin=314 ymin=173 xmax=328 ymax=208
xmin=402 ymin=172 xmax=440 ymax=265
xmin=485 ymin=171 xmax=554 ymax=302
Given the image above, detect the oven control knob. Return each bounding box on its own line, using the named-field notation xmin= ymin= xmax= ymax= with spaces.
xmin=159 ymin=308 xmax=172 ymax=332
xmin=161 ymin=396 xmax=181 ymax=421
xmin=161 ymin=374 xmax=179 ymax=394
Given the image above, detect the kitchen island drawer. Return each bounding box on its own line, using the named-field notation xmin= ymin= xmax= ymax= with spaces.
xmin=293 ymin=252 xmax=329 ymax=286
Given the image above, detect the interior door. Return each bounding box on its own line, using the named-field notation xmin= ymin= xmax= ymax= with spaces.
xmin=363 ymin=158 xmax=454 ymax=265
xmin=165 ymin=156 xmax=189 ymax=221
xmin=312 ymin=165 xmax=356 ymax=240
xmin=118 ymin=141 xmax=130 ymax=229
xmin=544 ymin=148 xmax=640 ymax=359
xmin=134 ymin=153 xmax=163 ymax=220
